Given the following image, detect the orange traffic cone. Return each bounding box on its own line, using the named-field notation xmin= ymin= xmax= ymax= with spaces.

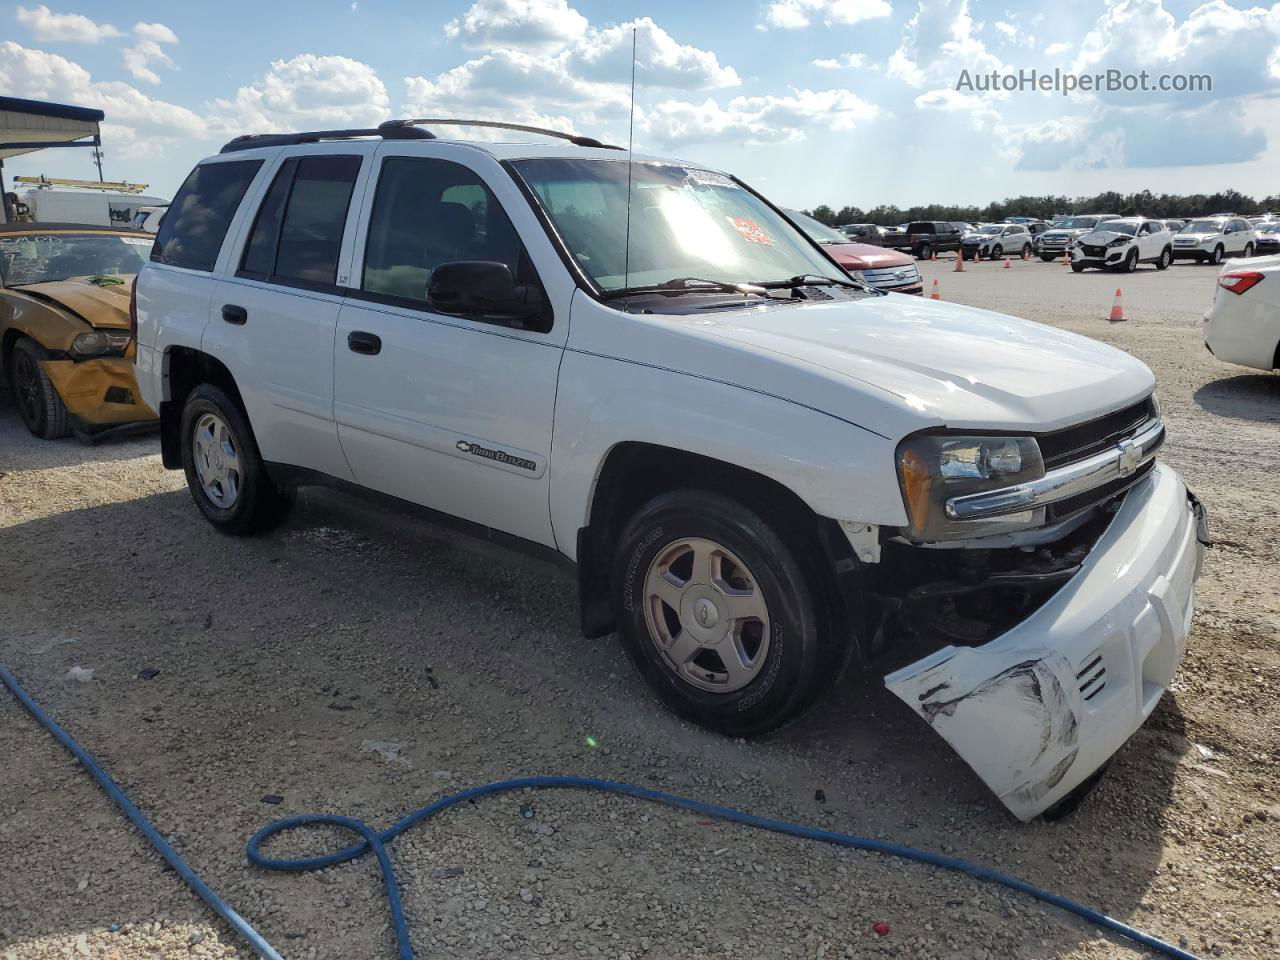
xmin=931 ymin=248 xmax=937 ymax=261
xmin=1061 ymin=249 xmax=1071 ymax=266
xmin=1003 ymin=256 xmax=1011 ymax=269
xmin=1108 ymin=288 xmax=1126 ymax=321
xmin=954 ymin=247 xmax=965 ymax=272
xmin=1022 ymin=247 xmax=1029 ymax=260
xmin=930 ymin=278 xmax=941 ymax=300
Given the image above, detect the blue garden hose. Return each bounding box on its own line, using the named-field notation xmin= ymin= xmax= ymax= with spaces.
xmin=3 ymin=664 xmax=1201 ymax=960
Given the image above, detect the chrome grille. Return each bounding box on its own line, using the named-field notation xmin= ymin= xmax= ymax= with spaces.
xmin=861 ymin=264 xmax=920 ymax=290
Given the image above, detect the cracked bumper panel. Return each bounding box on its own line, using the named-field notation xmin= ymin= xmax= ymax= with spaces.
xmin=40 ymin=357 xmax=158 ymax=426
xmin=884 ymin=463 xmax=1204 ymax=821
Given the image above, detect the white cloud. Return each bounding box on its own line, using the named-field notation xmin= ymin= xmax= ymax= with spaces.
xmin=568 ymin=17 xmax=740 ymax=88
xmin=405 ymin=50 xmax=624 ymax=115
xmin=1043 ymin=41 xmax=1071 ymax=56
xmin=122 ymin=39 xmax=173 ymax=84
xmin=887 ymin=0 xmax=1004 ymax=89
xmin=445 ymin=0 xmax=588 ymax=50
xmin=645 ymin=88 xmax=879 ymax=146
xmin=812 ymin=52 xmax=867 ymax=69
xmin=133 ymin=21 xmax=178 ymax=44
xmin=15 ymin=5 xmax=121 ymax=43
xmin=762 ymin=0 xmax=892 ymax=30
xmin=993 ymin=21 xmax=1016 ymax=39
xmin=215 ymin=54 xmax=390 ymax=133
xmin=913 ymin=87 xmax=1000 ymax=128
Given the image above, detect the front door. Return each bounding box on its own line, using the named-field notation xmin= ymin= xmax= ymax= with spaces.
xmin=332 ymin=147 xmax=568 ymax=547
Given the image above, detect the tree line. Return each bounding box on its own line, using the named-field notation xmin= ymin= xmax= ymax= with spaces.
xmin=805 ymin=188 xmax=1280 ymax=227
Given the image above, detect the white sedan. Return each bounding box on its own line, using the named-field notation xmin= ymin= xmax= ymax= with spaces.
xmin=1205 ymin=256 xmax=1280 ymax=371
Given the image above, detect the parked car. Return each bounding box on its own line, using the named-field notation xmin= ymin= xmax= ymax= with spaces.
xmin=1037 ymin=214 xmax=1121 ymax=262
xmin=785 ymin=209 xmax=921 ymax=294
xmin=838 ymin=223 xmax=883 ymax=245
xmin=961 ymin=223 xmax=1032 ymax=261
xmin=131 ymin=204 xmax=168 ymax=234
xmin=1173 ymin=216 xmax=1257 ymax=264
xmin=0 ymin=222 xmax=157 ymax=438
xmin=1253 ymin=222 xmax=1280 ymax=256
xmin=1071 ymin=217 xmax=1173 ymax=272
xmin=1204 ymin=255 xmax=1279 ymax=371
xmin=901 ymin=220 xmax=967 ymax=260
xmin=135 ymin=121 xmax=1205 ymax=820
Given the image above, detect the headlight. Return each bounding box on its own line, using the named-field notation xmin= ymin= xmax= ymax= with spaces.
xmin=896 ymin=434 xmax=1046 ymax=541
xmin=71 ymin=331 xmax=131 ymax=357
xmin=1107 ymin=237 xmax=1130 ymax=247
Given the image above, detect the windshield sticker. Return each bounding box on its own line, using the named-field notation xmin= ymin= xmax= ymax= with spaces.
xmin=726 ymin=217 xmax=775 ymax=245
xmin=121 ymin=237 xmax=151 ymax=245
xmin=685 ymin=168 xmax=735 ymax=188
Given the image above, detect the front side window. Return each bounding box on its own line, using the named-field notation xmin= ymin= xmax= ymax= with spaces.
xmin=153 ymin=159 xmax=262 ymax=271
xmin=511 ymin=158 xmax=839 ymax=292
xmin=362 ymin=156 xmax=533 ymax=305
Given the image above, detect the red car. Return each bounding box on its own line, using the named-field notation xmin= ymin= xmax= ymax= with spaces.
xmin=786 ymin=209 xmax=923 ymax=295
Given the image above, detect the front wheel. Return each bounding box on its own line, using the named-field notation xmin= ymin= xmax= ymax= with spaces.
xmin=1210 ymin=245 xmax=1224 ymax=265
xmin=1120 ymin=249 xmax=1138 ymax=273
xmin=1156 ymin=247 xmax=1172 ymax=270
xmin=180 ymin=384 xmax=292 ymax=535
xmin=1040 ymin=255 xmax=1056 ymax=262
xmin=1071 ymin=262 xmax=1086 ymax=273
xmin=9 ymin=337 xmax=70 ymax=439
xmin=989 ymin=244 xmax=1003 ymax=261
xmin=613 ymin=490 xmax=839 ymax=737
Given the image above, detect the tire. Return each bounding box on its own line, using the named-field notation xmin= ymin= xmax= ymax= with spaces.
xmin=1022 ymin=243 xmax=1032 ymax=259
xmin=612 ymin=490 xmax=838 ymax=737
xmin=1243 ymin=243 xmax=1254 ymax=258
xmin=180 ymin=383 xmax=292 ymax=535
xmin=1120 ymin=249 xmax=1138 ymax=273
xmin=990 ymin=244 xmax=1003 ymax=261
xmin=1040 ymin=255 xmax=1056 ymax=262
xmin=1210 ymin=245 xmax=1224 ymax=266
xmin=1156 ymin=247 xmax=1172 ymax=270
xmin=1071 ymin=263 xmax=1086 ymax=273
xmin=916 ymin=242 xmax=932 ymax=261
xmin=9 ymin=337 xmax=71 ymax=439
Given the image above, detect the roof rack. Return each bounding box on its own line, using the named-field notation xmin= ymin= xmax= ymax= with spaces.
xmin=218 ymin=118 xmax=621 ymax=154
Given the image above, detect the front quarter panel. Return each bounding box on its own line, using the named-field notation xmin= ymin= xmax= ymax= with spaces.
xmin=1 ymin=291 xmax=89 ymax=352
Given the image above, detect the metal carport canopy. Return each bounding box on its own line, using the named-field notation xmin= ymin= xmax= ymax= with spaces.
xmin=0 ymin=96 xmax=103 ymax=161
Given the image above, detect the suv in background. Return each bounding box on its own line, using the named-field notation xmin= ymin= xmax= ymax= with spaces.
xmin=1071 ymin=217 xmax=1173 ymax=272
xmin=133 ymin=119 xmax=1204 ymax=821
xmin=1173 ymin=216 xmax=1256 ymax=265
xmin=1037 ymin=214 xmax=1121 ymax=262
xmin=961 ymin=223 xmax=1032 ymax=260
xmin=902 ymin=221 xmax=966 ymax=260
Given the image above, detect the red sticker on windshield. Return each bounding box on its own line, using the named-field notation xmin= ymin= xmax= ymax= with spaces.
xmin=726 ymin=217 xmax=774 ymax=245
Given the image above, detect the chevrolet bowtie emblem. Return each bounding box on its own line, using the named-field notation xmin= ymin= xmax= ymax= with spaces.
xmin=1116 ymin=438 xmax=1141 ymax=477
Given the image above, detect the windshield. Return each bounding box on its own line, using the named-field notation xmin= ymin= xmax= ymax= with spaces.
xmin=1260 ymin=223 xmax=1280 ymax=234
xmin=0 ymin=232 xmax=153 ymax=286
xmin=783 ymin=208 xmax=848 ymax=245
xmin=975 ymin=225 xmax=1002 ymax=235
xmin=511 ymin=159 xmax=837 ymax=292
xmin=1055 ymin=217 xmax=1099 ymax=230
xmin=1180 ymin=220 xmax=1223 ymax=233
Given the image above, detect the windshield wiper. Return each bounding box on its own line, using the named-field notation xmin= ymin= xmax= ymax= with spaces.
xmin=752 ymin=274 xmax=861 ymax=289
xmin=601 ymin=277 xmax=768 ymax=301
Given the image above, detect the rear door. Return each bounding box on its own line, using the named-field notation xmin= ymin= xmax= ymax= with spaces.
xmin=202 ymin=145 xmax=374 ymax=481
xmin=331 ymin=145 xmax=570 ymax=547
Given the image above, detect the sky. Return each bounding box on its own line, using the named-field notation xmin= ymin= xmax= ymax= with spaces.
xmin=2 ymin=0 xmax=1279 ymax=208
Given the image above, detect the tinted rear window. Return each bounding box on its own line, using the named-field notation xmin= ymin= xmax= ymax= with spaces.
xmin=908 ymin=222 xmax=934 ymax=233
xmin=152 ymin=160 xmax=262 ymax=271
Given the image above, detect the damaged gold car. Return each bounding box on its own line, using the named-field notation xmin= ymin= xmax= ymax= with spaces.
xmin=0 ymin=222 xmax=157 ymax=439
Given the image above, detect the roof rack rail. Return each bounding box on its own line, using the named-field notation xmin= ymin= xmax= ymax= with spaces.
xmin=219 ymin=126 xmax=434 ymax=154
xmin=217 ymin=118 xmax=620 ymax=155
xmin=381 ymin=118 xmax=622 ymax=150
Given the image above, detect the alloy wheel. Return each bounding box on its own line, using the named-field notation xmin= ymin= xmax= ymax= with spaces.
xmin=642 ymin=537 xmax=771 ymax=693
xmin=192 ymin=412 xmax=243 ymax=509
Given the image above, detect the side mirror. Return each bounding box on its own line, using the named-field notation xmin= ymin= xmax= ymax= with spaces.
xmin=427 ymin=261 xmax=549 ymax=328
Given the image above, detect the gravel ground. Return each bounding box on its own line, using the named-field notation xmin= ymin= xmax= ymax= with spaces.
xmin=1 ymin=256 xmax=1277 ymax=960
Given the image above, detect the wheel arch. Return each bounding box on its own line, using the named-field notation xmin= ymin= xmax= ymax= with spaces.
xmin=159 ymin=346 xmax=250 ymax=469
xmin=576 ymin=441 xmax=858 ymax=647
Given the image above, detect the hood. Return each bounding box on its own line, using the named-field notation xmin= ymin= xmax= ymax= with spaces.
xmin=666 ymin=295 xmax=1154 ymax=435
xmin=1081 ymin=229 xmax=1134 ymax=244
xmin=1174 ymin=232 xmax=1214 ymax=241
xmin=10 ymin=276 xmax=134 ymax=329
xmin=823 ymin=242 xmax=914 ymax=271
xmin=1044 ymin=227 xmax=1088 ymax=238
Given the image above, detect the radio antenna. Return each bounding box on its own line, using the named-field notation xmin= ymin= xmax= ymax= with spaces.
xmin=622 ymin=25 xmax=637 ymax=293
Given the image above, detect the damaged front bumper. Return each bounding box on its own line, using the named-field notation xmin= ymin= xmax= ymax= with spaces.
xmin=884 ymin=463 xmax=1205 ymax=821
xmin=40 ymin=355 xmax=157 ymax=427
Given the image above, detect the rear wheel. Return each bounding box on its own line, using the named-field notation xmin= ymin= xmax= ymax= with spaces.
xmin=1021 ymin=243 xmax=1032 ymax=258
xmin=1243 ymin=242 xmax=1254 ymax=258
xmin=1156 ymin=247 xmax=1172 ymax=270
xmin=613 ymin=490 xmax=839 ymax=737
xmin=916 ymin=242 xmax=932 ymax=261
xmin=9 ymin=337 xmax=70 ymax=440
xmin=180 ymin=383 xmax=292 ymax=535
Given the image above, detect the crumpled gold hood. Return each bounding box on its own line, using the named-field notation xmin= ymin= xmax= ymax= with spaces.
xmin=15 ymin=276 xmax=134 ymax=330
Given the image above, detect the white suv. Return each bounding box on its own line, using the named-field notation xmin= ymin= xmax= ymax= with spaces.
xmin=1071 ymin=217 xmax=1173 ymax=272
xmin=1172 ymin=216 xmax=1256 ymax=265
xmin=133 ymin=120 xmax=1207 ymax=820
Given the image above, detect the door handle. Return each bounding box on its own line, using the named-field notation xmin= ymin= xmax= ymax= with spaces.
xmin=347 ymin=331 xmax=382 ymax=355
xmin=221 ymin=304 xmax=247 ymax=325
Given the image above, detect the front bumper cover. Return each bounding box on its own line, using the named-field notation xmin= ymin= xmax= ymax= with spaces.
xmin=40 ymin=356 xmax=158 ymax=427
xmin=884 ymin=463 xmax=1205 ymax=820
